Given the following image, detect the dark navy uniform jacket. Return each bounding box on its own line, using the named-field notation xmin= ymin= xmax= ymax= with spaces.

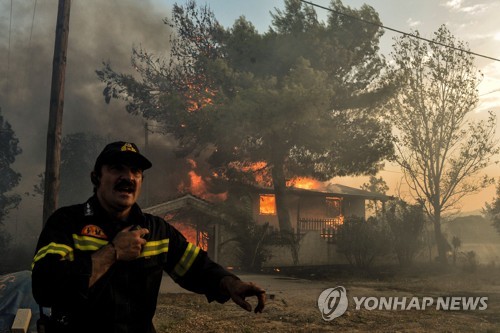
xmin=32 ymin=196 xmax=235 ymax=333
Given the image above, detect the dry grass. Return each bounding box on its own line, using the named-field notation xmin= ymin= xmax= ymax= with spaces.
xmin=154 ymin=265 xmax=500 ymax=333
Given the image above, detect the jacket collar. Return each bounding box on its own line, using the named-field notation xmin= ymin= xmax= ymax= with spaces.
xmin=84 ymin=195 xmax=145 ymax=226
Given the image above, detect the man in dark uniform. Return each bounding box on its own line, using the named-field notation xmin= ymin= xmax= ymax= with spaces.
xmin=31 ymin=141 xmax=265 ymax=333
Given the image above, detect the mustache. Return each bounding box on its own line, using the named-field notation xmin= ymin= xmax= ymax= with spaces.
xmin=114 ymin=179 xmax=136 ymax=191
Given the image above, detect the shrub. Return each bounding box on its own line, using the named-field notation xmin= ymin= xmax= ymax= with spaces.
xmin=384 ymin=200 xmax=425 ymax=267
xmin=336 ymin=216 xmax=391 ymax=269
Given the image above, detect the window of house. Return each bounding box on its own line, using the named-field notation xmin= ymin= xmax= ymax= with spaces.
xmin=259 ymin=194 xmax=276 ymax=215
xmin=326 ymin=197 xmax=342 ymax=217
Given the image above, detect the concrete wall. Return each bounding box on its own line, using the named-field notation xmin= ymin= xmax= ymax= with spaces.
xmin=263 ymin=231 xmax=349 ymax=267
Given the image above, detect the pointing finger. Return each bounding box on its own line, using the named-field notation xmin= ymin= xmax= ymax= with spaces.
xmin=232 ymin=295 xmax=252 ymax=312
xmin=254 ymin=291 xmax=266 ymax=313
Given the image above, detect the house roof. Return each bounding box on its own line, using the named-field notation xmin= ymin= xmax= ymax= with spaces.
xmin=143 ymin=182 xmax=392 ymax=217
xmin=253 ymin=183 xmax=393 ymax=201
xmin=143 ymin=194 xmax=223 ymax=218
xmin=324 ymin=183 xmax=393 ymax=201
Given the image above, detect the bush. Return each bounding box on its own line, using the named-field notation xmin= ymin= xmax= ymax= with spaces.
xmin=384 ymin=200 xmax=425 ymax=267
xmin=460 ymin=251 xmax=478 ymax=273
xmin=336 ymin=216 xmax=391 ymax=269
xmin=217 ymin=198 xmax=272 ymax=272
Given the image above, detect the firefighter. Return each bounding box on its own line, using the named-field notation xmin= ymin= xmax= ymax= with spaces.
xmin=31 ymin=141 xmax=265 ymax=333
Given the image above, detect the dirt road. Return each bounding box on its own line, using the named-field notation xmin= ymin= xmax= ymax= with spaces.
xmin=155 ymin=269 xmax=500 ymax=332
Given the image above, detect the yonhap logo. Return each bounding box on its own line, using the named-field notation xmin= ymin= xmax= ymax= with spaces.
xmin=317 ymin=286 xmax=349 ymax=321
xmin=317 ymin=287 xmax=489 ymax=322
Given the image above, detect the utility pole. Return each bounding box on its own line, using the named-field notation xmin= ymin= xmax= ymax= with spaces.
xmin=144 ymin=122 xmax=149 ymax=207
xmin=42 ymin=0 xmax=71 ymax=226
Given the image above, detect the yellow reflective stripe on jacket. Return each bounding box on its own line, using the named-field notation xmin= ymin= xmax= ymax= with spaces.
xmin=140 ymin=239 xmax=169 ymax=257
xmin=173 ymin=243 xmax=200 ymax=277
xmin=32 ymin=242 xmax=74 ymax=269
xmin=73 ymin=234 xmax=108 ymax=251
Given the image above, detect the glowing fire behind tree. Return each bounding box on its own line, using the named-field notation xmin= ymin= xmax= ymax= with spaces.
xmin=178 ymin=159 xmax=227 ymax=202
xmin=287 ymin=177 xmax=325 ymax=190
xmin=174 ymin=158 xmax=330 ymax=247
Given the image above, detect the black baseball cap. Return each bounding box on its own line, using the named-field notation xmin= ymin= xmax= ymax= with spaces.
xmin=94 ymin=141 xmax=152 ymax=171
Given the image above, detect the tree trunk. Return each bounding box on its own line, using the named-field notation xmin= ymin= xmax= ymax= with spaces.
xmin=271 ymin=163 xmax=299 ymax=265
xmin=433 ymin=209 xmax=448 ymax=264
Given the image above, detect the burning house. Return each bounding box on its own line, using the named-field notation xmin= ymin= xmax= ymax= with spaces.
xmin=143 ymin=194 xmax=224 ymax=262
xmin=235 ymin=183 xmax=392 ymax=267
xmin=143 ymin=182 xmax=392 ymax=268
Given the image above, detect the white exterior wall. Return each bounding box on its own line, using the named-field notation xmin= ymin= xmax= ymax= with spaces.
xmin=263 ymin=231 xmax=349 ymax=267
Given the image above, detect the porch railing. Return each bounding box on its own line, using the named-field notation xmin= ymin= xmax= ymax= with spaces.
xmin=297 ymin=217 xmax=344 ymax=241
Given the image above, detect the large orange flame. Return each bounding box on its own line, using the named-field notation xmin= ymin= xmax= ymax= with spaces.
xmin=178 ymin=159 xmax=227 ymax=202
xmin=169 ymin=221 xmax=208 ymax=251
xmin=287 ymin=177 xmax=325 ymax=190
xmin=228 ymin=161 xmax=269 ymax=185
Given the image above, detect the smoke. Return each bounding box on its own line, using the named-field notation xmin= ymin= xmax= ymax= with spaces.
xmin=0 ymin=0 xmax=176 ymax=244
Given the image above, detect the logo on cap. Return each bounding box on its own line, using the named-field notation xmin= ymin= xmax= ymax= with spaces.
xmin=121 ymin=143 xmax=137 ymax=153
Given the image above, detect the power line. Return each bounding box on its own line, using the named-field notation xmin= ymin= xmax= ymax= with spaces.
xmin=479 ymin=88 xmax=500 ymax=97
xmin=299 ymin=0 xmax=500 ymax=63
xmin=29 ymin=0 xmax=38 ymax=48
xmin=8 ymin=0 xmax=13 ymax=71
xmin=27 ymin=0 xmax=38 ymax=76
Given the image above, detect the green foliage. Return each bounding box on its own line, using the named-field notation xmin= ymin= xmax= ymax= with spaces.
xmin=96 ymin=0 xmax=225 ymax=155
xmin=361 ymin=175 xmax=389 ymax=194
xmin=218 ymin=196 xmax=271 ymax=271
xmin=210 ymin=0 xmax=394 ymax=183
xmin=384 ymin=199 xmax=425 ymax=267
xmin=484 ymin=181 xmax=500 ymax=235
xmin=97 ymin=0 xmax=394 ymax=183
xmin=336 ymin=216 xmax=391 ymax=269
xmin=0 ymin=108 xmax=22 ymax=226
xmin=361 ymin=175 xmax=389 ymax=215
xmin=387 ymin=25 xmax=499 ymax=262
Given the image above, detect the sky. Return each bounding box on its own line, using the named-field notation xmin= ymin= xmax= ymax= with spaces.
xmin=0 ymin=0 xmax=499 ymax=244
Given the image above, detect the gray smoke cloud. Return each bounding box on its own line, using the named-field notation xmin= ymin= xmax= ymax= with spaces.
xmin=0 ymin=0 xmax=178 ymax=246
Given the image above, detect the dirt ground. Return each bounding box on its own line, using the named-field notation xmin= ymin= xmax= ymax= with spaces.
xmin=153 ymin=265 xmax=500 ymax=333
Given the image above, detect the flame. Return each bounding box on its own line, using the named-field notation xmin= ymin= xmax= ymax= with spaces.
xmin=226 ymin=163 xmax=327 ymax=191
xmin=228 ymin=161 xmax=269 ymax=185
xmin=178 ymin=159 xmax=227 ymax=202
xmin=188 ymin=170 xmax=204 ymax=195
xmin=169 ymin=221 xmax=208 ymax=251
xmin=185 ymin=84 xmax=215 ymax=112
xmin=326 ymin=215 xmax=345 ymax=227
xmin=259 ymin=194 xmax=276 ymax=215
xmin=287 ymin=177 xmax=325 ymax=190
xmin=238 ymin=161 xmax=268 ymax=172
